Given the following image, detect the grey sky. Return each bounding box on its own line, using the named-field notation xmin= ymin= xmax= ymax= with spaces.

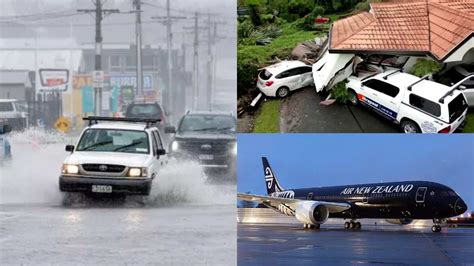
xmin=0 ymin=0 xmax=236 ymax=80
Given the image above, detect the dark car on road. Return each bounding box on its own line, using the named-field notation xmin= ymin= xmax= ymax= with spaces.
xmin=166 ymin=111 xmax=236 ymax=181
xmin=125 ymin=103 xmax=169 ymax=138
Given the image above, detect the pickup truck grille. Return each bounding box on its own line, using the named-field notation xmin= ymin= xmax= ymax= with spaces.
xmin=82 ymin=164 xmax=126 ymax=173
xmin=180 ymin=142 xmax=229 ymax=155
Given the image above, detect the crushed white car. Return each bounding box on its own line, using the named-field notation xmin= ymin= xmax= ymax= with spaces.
xmin=257 ymin=60 xmax=313 ymax=98
xmin=59 ymin=117 xmax=167 ymax=195
xmin=345 ymin=70 xmax=470 ymax=133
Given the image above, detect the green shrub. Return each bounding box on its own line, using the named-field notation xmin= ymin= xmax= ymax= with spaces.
xmin=237 ymin=58 xmax=259 ymax=97
xmin=332 ymin=81 xmax=350 ymax=104
xmin=239 ymin=24 xmax=282 ymax=45
xmin=295 ymin=4 xmax=325 ymax=30
xmin=354 ymin=0 xmax=382 ymax=13
xmin=411 ymin=59 xmax=442 ymax=77
xmin=261 ymin=13 xmax=275 ymax=24
xmin=288 ymin=0 xmax=314 ymax=17
xmin=238 ymin=19 xmax=254 ymax=39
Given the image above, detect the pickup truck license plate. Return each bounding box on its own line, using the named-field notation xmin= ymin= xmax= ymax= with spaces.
xmin=92 ymin=185 xmax=112 ymax=193
xmin=199 ymin=154 xmax=213 ymax=160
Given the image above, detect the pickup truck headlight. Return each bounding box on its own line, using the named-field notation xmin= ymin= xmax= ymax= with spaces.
xmin=128 ymin=167 xmax=147 ymax=177
xmin=62 ymin=164 xmax=79 ymax=174
xmin=171 ymin=141 xmax=179 ymax=152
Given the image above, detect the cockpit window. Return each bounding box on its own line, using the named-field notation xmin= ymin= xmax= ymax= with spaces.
xmin=448 ymin=191 xmax=457 ymax=196
xmin=440 ymin=191 xmax=449 ymax=197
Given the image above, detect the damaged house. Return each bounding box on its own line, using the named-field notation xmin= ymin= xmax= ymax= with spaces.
xmin=314 ymin=0 xmax=473 ymax=92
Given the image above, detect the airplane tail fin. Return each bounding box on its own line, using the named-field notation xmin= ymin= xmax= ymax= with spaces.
xmin=262 ymin=157 xmax=284 ymax=195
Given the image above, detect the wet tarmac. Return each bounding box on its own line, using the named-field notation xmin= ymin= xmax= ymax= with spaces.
xmin=238 ymin=223 xmax=474 ymax=265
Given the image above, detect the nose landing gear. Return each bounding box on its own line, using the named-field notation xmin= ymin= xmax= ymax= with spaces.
xmin=344 ymin=220 xmax=361 ymax=230
xmin=431 ymin=224 xmax=442 ymax=233
xmin=303 ymin=223 xmax=321 ymax=229
xmin=432 ymin=218 xmax=445 ymax=233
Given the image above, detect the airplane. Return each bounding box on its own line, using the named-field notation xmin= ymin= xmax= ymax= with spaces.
xmin=237 ymin=157 xmax=468 ymax=233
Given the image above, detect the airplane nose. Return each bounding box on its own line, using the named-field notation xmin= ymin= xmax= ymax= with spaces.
xmin=454 ymin=198 xmax=468 ymax=215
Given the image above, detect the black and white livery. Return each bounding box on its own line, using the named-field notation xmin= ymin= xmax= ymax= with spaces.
xmin=238 ymin=157 xmax=468 ymax=233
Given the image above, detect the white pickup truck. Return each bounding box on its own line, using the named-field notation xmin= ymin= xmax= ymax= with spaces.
xmin=345 ymin=71 xmax=470 ymax=133
xmin=59 ymin=117 xmax=168 ymax=195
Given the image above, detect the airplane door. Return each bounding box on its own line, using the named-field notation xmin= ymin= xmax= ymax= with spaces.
xmin=416 ymin=187 xmax=427 ymax=203
xmin=362 ymin=193 xmax=369 ymax=204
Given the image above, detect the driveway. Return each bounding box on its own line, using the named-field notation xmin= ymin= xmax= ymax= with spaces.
xmin=280 ymin=87 xmax=398 ymax=133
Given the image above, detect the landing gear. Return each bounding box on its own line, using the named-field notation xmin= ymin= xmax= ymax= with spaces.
xmin=345 ymin=220 xmax=361 ymax=230
xmin=432 ymin=219 xmax=444 ymax=233
xmin=303 ymin=223 xmax=320 ymax=229
xmin=354 ymin=222 xmax=361 ymax=230
xmin=431 ymin=218 xmax=446 ymax=233
xmin=431 ymin=225 xmax=442 ymax=233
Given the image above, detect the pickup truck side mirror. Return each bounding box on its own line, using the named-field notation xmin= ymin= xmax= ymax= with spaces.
xmin=164 ymin=126 xmax=176 ymax=134
xmin=157 ymin=148 xmax=166 ymax=156
xmin=65 ymin=145 xmax=75 ymax=152
xmin=1 ymin=125 xmax=12 ymax=134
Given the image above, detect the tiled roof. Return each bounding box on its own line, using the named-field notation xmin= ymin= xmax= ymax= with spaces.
xmin=329 ymin=0 xmax=474 ymax=61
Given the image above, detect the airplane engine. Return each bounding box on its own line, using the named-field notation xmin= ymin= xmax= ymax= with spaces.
xmin=295 ymin=201 xmax=329 ymax=225
xmin=385 ymin=218 xmax=413 ymax=225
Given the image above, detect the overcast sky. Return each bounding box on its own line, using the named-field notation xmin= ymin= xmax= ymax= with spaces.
xmin=238 ymin=134 xmax=474 ymax=210
xmin=0 ymin=0 xmax=236 ymax=80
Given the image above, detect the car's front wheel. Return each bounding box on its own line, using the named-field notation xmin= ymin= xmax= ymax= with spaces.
xmin=348 ymin=89 xmax=358 ymax=105
xmin=276 ymin=86 xmax=290 ymax=98
xmin=401 ymin=120 xmax=421 ymax=133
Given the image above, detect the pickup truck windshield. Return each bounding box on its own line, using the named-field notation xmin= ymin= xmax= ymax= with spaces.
xmin=0 ymin=102 xmax=14 ymax=112
xmin=179 ymin=115 xmax=236 ymax=134
xmin=76 ymin=129 xmax=149 ymax=154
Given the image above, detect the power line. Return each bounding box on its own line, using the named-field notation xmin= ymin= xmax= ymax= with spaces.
xmin=0 ymin=12 xmax=86 ymax=24
xmin=0 ymin=8 xmax=79 ymax=20
xmin=141 ymin=1 xmax=232 ymax=20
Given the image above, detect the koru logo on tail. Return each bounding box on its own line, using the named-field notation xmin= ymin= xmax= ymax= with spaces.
xmin=265 ymin=167 xmax=274 ymax=189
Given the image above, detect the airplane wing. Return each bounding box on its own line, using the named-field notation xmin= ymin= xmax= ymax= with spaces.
xmin=238 ymin=193 xmax=351 ymax=213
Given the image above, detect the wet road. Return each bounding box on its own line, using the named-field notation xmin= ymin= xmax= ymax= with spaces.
xmin=1 ymin=203 xmax=235 ymax=265
xmin=0 ymin=130 xmax=236 ymax=265
xmin=280 ymin=88 xmax=398 ymax=133
xmin=238 ymin=223 xmax=474 ymax=265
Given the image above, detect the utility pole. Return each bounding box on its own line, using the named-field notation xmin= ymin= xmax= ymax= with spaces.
xmin=192 ymin=12 xmax=199 ymax=110
xmin=151 ymin=3 xmax=186 ymax=122
xmin=133 ymin=0 xmax=143 ymax=97
xmin=207 ymin=14 xmax=212 ymax=110
xmin=166 ymin=0 xmax=172 ymax=117
xmin=78 ymin=0 xmax=119 ymax=115
xmin=211 ymin=22 xmax=217 ymax=108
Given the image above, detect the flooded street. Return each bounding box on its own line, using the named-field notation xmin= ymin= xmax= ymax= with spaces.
xmin=0 ymin=130 xmax=236 ymax=265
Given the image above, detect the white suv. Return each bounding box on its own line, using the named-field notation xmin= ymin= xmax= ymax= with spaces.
xmin=0 ymin=99 xmax=26 ymax=130
xmin=59 ymin=117 xmax=167 ymax=195
xmin=345 ymin=71 xmax=470 ymax=133
xmin=257 ymin=60 xmax=313 ymax=98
